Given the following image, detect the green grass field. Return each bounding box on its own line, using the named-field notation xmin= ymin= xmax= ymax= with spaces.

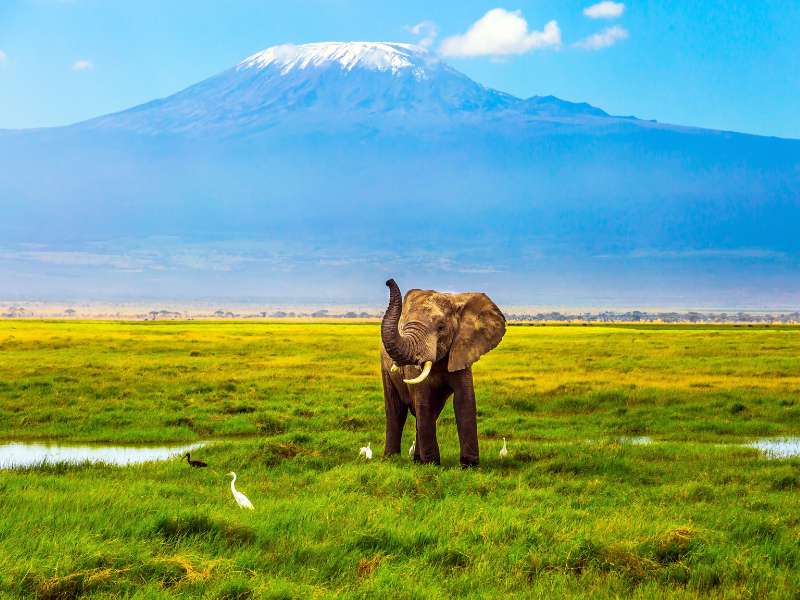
xmin=1 ymin=321 xmax=799 ymax=598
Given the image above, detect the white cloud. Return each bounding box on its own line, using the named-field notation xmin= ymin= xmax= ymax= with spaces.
xmin=583 ymin=1 xmax=625 ymax=19
xmin=440 ymin=9 xmax=561 ymax=57
xmin=574 ymin=25 xmax=628 ymax=50
xmin=71 ymin=59 xmax=93 ymax=71
xmin=407 ymin=20 xmax=439 ymax=49
xmin=0 ymin=50 xmax=7 ymax=63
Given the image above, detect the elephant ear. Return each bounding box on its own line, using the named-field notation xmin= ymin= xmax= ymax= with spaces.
xmin=448 ymin=293 xmax=506 ymax=372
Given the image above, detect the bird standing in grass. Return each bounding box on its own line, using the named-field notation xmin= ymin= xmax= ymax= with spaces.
xmin=227 ymin=472 xmax=254 ymax=510
xmin=359 ymin=442 xmax=373 ymax=460
xmin=184 ymin=452 xmax=207 ymax=468
xmin=499 ymin=437 xmax=508 ymax=459
xmin=408 ymin=439 xmax=416 ymax=458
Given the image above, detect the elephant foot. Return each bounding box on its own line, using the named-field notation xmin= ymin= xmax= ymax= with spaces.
xmin=460 ymin=459 xmax=479 ymax=469
xmin=415 ymin=455 xmax=440 ymax=465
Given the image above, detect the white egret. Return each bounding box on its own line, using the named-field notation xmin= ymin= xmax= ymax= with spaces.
xmin=408 ymin=439 xmax=416 ymax=458
xmin=359 ymin=442 xmax=373 ymax=460
xmin=499 ymin=437 xmax=508 ymax=459
xmin=227 ymin=472 xmax=254 ymax=510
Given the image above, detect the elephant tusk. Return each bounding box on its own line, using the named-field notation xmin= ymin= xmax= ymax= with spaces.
xmin=390 ymin=363 xmax=400 ymax=373
xmin=404 ymin=361 xmax=433 ymax=385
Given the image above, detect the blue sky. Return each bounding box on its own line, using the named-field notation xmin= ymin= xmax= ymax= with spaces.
xmin=1 ymin=0 xmax=798 ymax=138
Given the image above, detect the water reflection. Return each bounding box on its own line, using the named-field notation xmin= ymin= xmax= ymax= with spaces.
xmin=0 ymin=441 xmax=206 ymax=469
xmin=619 ymin=436 xmax=653 ymax=445
xmin=747 ymin=438 xmax=800 ymax=459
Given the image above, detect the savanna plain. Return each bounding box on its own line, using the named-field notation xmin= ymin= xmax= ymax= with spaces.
xmin=1 ymin=320 xmax=799 ymax=599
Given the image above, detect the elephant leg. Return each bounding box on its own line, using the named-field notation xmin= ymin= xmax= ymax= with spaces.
xmin=452 ymin=368 xmax=479 ymax=467
xmin=382 ymin=370 xmax=408 ymax=456
xmin=414 ymin=395 xmax=441 ymax=465
xmin=413 ymin=392 xmax=447 ymax=463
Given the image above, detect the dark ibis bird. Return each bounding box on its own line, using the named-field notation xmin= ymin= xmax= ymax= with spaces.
xmin=185 ymin=452 xmax=207 ymax=468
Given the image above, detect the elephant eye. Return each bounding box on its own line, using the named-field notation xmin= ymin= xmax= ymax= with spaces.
xmin=437 ymin=322 xmax=446 ymax=332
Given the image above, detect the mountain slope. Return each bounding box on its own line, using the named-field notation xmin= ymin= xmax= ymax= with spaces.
xmin=0 ymin=41 xmax=798 ymax=307
xmin=79 ymin=41 xmax=610 ymax=136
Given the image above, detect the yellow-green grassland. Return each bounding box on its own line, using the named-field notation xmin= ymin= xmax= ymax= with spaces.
xmin=1 ymin=321 xmax=799 ymax=598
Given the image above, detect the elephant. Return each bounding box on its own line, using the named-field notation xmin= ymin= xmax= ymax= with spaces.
xmin=380 ymin=278 xmax=506 ymax=467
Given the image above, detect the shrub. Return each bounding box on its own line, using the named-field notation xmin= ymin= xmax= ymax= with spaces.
xmin=772 ymin=475 xmax=799 ymax=491
xmin=256 ymin=416 xmax=287 ymax=435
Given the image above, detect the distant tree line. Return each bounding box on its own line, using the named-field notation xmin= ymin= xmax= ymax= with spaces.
xmin=3 ymin=306 xmax=798 ymax=323
xmin=503 ymin=310 xmax=800 ymax=324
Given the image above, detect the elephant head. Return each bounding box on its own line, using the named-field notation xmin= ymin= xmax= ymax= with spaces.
xmin=381 ymin=279 xmax=506 ymax=384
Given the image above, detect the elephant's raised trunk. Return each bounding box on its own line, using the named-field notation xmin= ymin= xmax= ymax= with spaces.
xmin=381 ymin=279 xmax=417 ymax=366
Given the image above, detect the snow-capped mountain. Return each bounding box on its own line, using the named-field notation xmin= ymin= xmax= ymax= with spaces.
xmin=239 ymin=42 xmax=433 ymax=75
xmin=0 ymin=41 xmax=798 ymax=306
xmin=81 ymin=41 xmax=606 ymax=136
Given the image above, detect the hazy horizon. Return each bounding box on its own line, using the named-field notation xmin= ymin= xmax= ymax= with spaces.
xmin=1 ymin=6 xmax=797 ymax=309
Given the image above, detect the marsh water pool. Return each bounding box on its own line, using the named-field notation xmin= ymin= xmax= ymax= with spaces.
xmin=746 ymin=438 xmax=800 ymax=459
xmin=0 ymin=441 xmax=207 ymax=469
xmin=617 ymin=436 xmax=800 ymax=458
xmin=620 ymin=436 xmax=800 ymax=458
xmin=3 ymin=436 xmax=799 ymax=470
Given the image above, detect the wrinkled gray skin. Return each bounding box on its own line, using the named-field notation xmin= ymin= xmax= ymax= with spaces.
xmin=380 ymin=279 xmax=506 ymax=466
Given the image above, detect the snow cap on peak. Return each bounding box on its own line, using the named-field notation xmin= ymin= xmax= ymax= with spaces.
xmin=237 ymin=41 xmax=435 ymax=76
